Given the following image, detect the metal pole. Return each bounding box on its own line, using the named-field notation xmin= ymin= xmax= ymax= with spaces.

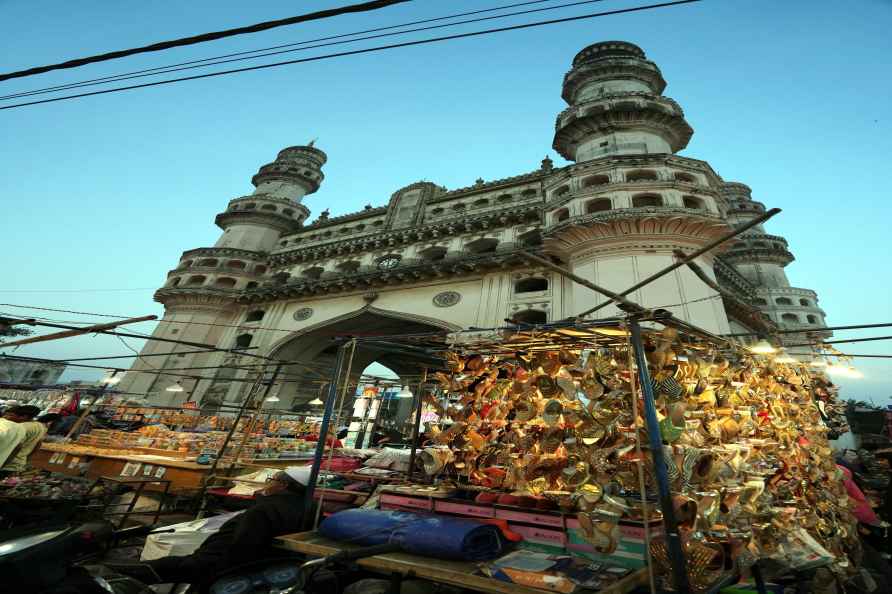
xmin=628 ymin=318 xmax=691 ymax=594
xmin=65 ymin=370 xmax=119 ymax=440
xmin=304 ymin=341 xmax=350 ymax=527
xmin=579 ymin=207 xmax=781 ymax=317
xmin=407 ymin=368 xmax=428 ymax=481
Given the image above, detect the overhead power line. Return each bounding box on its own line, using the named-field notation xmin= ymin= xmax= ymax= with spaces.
xmin=0 ymin=0 xmax=703 ymax=111
xmin=0 ymin=0 xmax=571 ymax=101
xmin=0 ymin=0 xmax=412 ymax=83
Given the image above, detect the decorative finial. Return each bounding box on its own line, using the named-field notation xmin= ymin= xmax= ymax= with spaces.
xmin=475 ymin=178 xmax=484 ymax=185
xmin=364 ymin=204 xmax=373 ymax=211
xmin=319 ymin=208 xmax=330 ymax=220
xmin=308 ymin=138 xmax=317 ymax=147
xmin=541 ymin=155 xmax=554 ymax=172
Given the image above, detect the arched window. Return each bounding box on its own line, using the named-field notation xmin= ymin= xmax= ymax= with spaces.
xmin=431 ymin=207 xmax=444 ymax=215
xmin=373 ymin=220 xmax=384 ymax=226
xmin=781 ymin=313 xmax=799 ymax=323
xmin=807 ymin=314 xmax=818 ymax=324
xmin=453 ymin=203 xmax=466 ymax=211
xmin=243 ymin=203 xmax=256 ymax=210
xmin=214 ymin=277 xmax=237 ymax=288
xmin=521 ymin=189 xmax=537 ymax=198
xmin=776 ymin=297 xmax=792 ymax=305
xmin=498 ymin=194 xmax=513 ymax=203
xmin=632 ymin=194 xmax=662 ymax=208
xmin=583 ymin=174 xmax=610 ymax=188
xmin=340 ymin=227 xmax=351 ymax=234
xmin=513 ymin=309 xmax=547 ymax=324
xmin=517 ymin=229 xmax=542 ymax=247
xmin=586 ymin=198 xmax=612 ymax=213
xmin=303 ymin=266 xmax=324 ymax=279
xmin=226 ymin=260 xmax=246 ymax=270
xmin=197 ymin=258 xmax=218 ymax=267
xmin=674 ymin=172 xmax=696 ymax=183
xmin=355 ymin=224 xmax=365 ymax=231
xmin=246 ymin=281 xmax=258 ymax=290
xmin=169 ymin=277 xmax=181 ymax=287
xmin=254 ymin=265 xmax=267 ymax=274
xmin=337 ymin=260 xmax=361 ymax=273
xmin=465 ymin=238 xmax=499 ymax=254
xmin=235 ymin=333 xmax=253 ymax=348
xmin=245 ymin=310 xmax=265 ymax=322
xmin=753 ymin=298 xmax=768 ymax=306
xmin=185 ymin=275 xmax=206 ymax=286
xmin=553 ymin=207 xmax=570 ymax=223
xmin=752 ymin=241 xmax=767 ymax=248
xmin=283 ymin=208 xmax=294 ymax=216
xmin=419 ymin=246 xmax=448 ymax=261
xmin=473 ymin=198 xmax=489 ymax=208
xmin=180 ymin=260 xmax=193 ymax=268
xmin=515 ymin=278 xmax=549 ymax=293
xmin=799 ymin=298 xmax=811 ymax=307
xmin=323 ymin=230 xmax=332 ymax=237
xmin=626 ymin=170 xmax=658 ymax=182
xmin=683 ymin=196 xmax=704 ymax=210
xmin=261 ymin=204 xmax=277 ymax=211
xmin=553 ymin=185 xmax=570 ymax=198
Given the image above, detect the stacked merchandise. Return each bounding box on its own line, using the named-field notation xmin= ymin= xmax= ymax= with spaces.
xmin=409 ymin=324 xmax=858 ymax=591
xmin=0 ymin=473 xmax=104 ymax=501
xmin=343 ymin=385 xmax=382 ymax=448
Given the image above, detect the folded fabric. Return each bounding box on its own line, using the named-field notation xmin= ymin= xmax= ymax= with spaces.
xmin=318 ymin=509 xmax=505 ymax=561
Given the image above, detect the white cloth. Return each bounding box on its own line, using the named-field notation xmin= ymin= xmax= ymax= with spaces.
xmin=3 ymin=421 xmax=47 ymax=471
xmin=284 ymin=465 xmax=312 ymax=485
xmin=140 ymin=512 xmax=243 ymax=561
xmin=0 ymin=419 xmax=26 ymax=467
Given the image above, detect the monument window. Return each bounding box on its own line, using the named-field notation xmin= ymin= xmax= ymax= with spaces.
xmin=337 ymin=260 xmax=362 ymax=273
xmin=431 ymin=207 xmax=444 ymax=215
xmin=214 ymin=277 xmax=237 ymax=288
xmin=632 ymin=194 xmax=662 ymax=207
xmin=235 ymin=333 xmax=253 ymax=348
xmin=498 ymin=194 xmax=513 ymax=203
xmin=517 ymin=229 xmax=542 ymax=247
xmin=513 ymin=309 xmax=547 ymax=324
xmin=752 ymin=241 xmax=767 ymax=247
xmin=302 ymin=266 xmax=324 ymax=279
xmin=515 ymin=278 xmax=549 ymax=294
xmin=583 ymin=175 xmax=610 ymax=188
xmin=419 ymin=246 xmax=447 ymax=261
xmin=781 ymin=313 xmax=800 ymax=323
xmin=185 ymin=275 xmax=206 ymax=286
xmin=626 ymin=170 xmax=658 ymax=182
xmin=465 ymin=238 xmax=499 ymax=254
xmin=753 ymin=298 xmax=768 ymax=306
xmin=226 ymin=260 xmax=246 ymax=270
xmin=683 ymin=196 xmax=704 ymax=210
xmin=807 ymin=315 xmax=818 ymax=324
xmin=799 ymin=299 xmax=811 ymax=307
xmin=453 ymin=203 xmax=466 ymax=211
xmin=473 ymin=198 xmax=489 ymax=208
xmin=283 ymin=208 xmax=294 ymax=216
xmin=261 ymin=204 xmax=277 ymax=211
xmin=776 ymin=297 xmax=792 ymax=305
xmin=553 ymin=185 xmax=570 ymax=198
xmin=553 ymin=208 xmax=570 ymax=223
xmin=586 ymin=198 xmax=612 ymax=213
xmin=244 ymin=203 xmax=256 ymax=210
xmin=180 ymin=260 xmax=193 ymax=268
xmin=674 ymin=172 xmax=697 ymax=183
xmin=245 ymin=310 xmax=265 ymax=322
xmin=521 ymin=189 xmax=537 ymax=198
xmin=197 ymin=258 xmax=218 ymax=267
xmin=169 ymin=277 xmax=180 ymax=287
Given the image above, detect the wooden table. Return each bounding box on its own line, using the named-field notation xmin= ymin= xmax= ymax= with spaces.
xmin=277 ymin=531 xmax=647 ymax=594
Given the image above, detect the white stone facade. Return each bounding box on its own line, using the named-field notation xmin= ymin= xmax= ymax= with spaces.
xmin=119 ymin=41 xmax=827 ymax=408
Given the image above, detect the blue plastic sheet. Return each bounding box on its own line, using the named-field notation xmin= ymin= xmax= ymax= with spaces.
xmin=318 ymin=509 xmax=505 ymax=561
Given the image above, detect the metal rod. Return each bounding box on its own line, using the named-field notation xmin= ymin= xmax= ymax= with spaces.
xmin=785 ymin=335 xmax=892 ymax=348
xmin=0 ymin=315 xmax=158 ymax=348
xmin=788 ymin=352 xmax=892 ymax=359
xmin=407 ymin=368 xmax=428 ymax=481
xmin=304 ymin=341 xmax=351 ymax=527
xmin=628 ymin=318 xmax=691 ymax=594
xmin=723 ymin=321 xmax=892 ymax=337
xmin=580 ymin=207 xmax=781 ymax=317
xmin=519 ymin=251 xmax=645 ymax=313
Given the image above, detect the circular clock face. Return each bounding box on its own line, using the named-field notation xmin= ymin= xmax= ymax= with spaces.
xmin=377 ymin=256 xmax=401 ymax=270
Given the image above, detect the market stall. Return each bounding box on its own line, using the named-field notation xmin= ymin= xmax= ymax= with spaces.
xmin=283 ymin=314 xmax=859 ymax=593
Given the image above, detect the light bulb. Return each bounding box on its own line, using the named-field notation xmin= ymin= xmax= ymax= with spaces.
xmin=774 ymin=350 xmax=797 ymax=364
xmin=749 ymin=340 xmax=776 ymax=355
xmin=809 ymin=358 xmax=828 ymax=368
xmin=308 ymin=397 xmax=324 ymax=406
xmin=265 ymin=395 xmax=280 ymax=402
xmin=396 ymin=386 xmax=414 ymax=399
xmin=165 ymin=381 xmax=185 ymax=392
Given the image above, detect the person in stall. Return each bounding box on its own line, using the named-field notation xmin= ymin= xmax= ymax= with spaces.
xmin=0 ymin=412 xmax=25 ymax=469
xmin=1 ymin=405 xmax=47 ymax=476
xmin=110 ymin=466 xmax=311 ymax=587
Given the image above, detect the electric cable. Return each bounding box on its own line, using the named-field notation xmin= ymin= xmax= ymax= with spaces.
xmin=0 ymin=1 xmax=600 ymax=101
xmin=0 ymin=0 xmax=703 ymax=111
xmin=0 ymin=0 xmax=413 ymax=83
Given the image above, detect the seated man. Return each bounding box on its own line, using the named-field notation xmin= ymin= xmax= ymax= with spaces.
xmin=1 ymin=405 xmax=48 ymax=476
xmin=114 ymin=466 xmax=310 ymax=587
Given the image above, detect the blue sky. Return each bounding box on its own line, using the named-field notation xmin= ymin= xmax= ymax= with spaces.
xmin=1 ymin=0 xmax=890 ymax=402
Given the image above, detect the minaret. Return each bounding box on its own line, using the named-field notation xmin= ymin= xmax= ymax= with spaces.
xmin=117 ymin=144 xmax=326 ymax=403
xmin=543 ymin=41 xmax=732 ymax=334
xmin=719 ymin=182 xmax=829 ymax=341
xmin=553 ymin=40 xmax=692 ymax=162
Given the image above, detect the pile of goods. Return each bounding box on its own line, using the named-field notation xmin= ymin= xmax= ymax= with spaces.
xmin=0 ymin=473 xmax=103 ymax=501
xmin=418 ymin=326 xmax=858 ymax=590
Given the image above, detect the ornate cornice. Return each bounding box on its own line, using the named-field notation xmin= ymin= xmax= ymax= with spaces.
xmin=543 ymin=209 xmax=730 ymax=255
xmin=553 ymin=93 xmax=693 ymax=160
xmin=153 ymin=288 xmax=239 ymax=310
xmin=215 ymin=210 xmax=302 ymax=234
xmin=268 ymin=205 xmax=543 ymax=266
xmin=713 ymin=255 xmax=757 ymax=299
xmin=433 ymin=169 xmax=546 ymax=201
xmin=237 ymin=247 xmax=545 ymax=304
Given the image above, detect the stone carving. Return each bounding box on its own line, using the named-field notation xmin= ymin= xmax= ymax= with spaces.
xmin=433 ymin=291 xmax=461 ymax=308
xmin=293 ymin=307 xmax=314 ymax=321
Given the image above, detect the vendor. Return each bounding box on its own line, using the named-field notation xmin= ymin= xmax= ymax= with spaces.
xmin=1 ymin=405 xmax=46 ymax=475
xmin=111 ymin=466 xmax=310 ymax=587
